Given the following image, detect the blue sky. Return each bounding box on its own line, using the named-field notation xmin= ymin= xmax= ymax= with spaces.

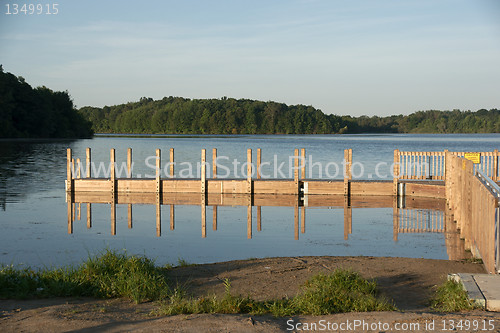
xmin=1 ymin=0 xmax=499 ymax=116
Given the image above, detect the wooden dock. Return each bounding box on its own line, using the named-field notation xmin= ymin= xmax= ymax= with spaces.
xmin=66 ymin=147 xmax=468 ymax=198
xmin=65 ymin=147 xmax=499 ymax=273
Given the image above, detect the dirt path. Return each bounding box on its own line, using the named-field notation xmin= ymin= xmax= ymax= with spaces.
xmin=2 ymin=256 xmax=499 ymax=332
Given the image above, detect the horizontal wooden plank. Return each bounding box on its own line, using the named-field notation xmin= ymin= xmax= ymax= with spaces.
xmin=74 ymin=179 xmax=111 ymax=192
xmin=163 ymin=179 xmax=201 ymax=193
xmin=253 ymin=180 xmax=298 ymax=194
xmin=116 ymin=179 xmax=156 ymax=193
xmin=304 ymin=181 xmax=344 ymax=195
xmin=404 ymin=183 xmax=445 ymax=199
xmin=404 ymin=196 xmax=446 ymax=210
xmin=207 ymin=180 xmax=249 ymax=194
xmin=350 ymin=181 xmax=392 ymax=196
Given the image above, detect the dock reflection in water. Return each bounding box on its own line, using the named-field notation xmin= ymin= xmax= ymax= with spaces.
xmin=66 ymin=193 xmax=466 ymax=261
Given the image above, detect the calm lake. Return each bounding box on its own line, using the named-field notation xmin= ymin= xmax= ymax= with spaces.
xmin=1 ymin=134 xmax=499 ymax=268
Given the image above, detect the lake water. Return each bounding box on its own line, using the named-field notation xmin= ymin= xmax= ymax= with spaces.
xmin=1 ymin=134 xmax=499 ymax=268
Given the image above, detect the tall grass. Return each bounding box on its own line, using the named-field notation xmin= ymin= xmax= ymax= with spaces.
xmin=290 ymin=271 xmax=394 ymax=315
xmin=430 ymin=280 xmax=480 ymax=312
xmin=0 ymin=249 xmax=170 ymax=303
xmin=1 ymin=254 xmax=396 ymax=315
xmin=156 ymin=269 xmax=396 ymax=316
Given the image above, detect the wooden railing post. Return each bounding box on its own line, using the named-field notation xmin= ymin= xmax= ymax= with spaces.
xmin=170 ymin=148 xmax=174 ymax=178
xmin=493 ymin=149 xmax=498 ymax=181
xmin=127 ymin=148 xmax=132 ymax=229
xmin=155 ymin=149 xmax=161 ymax=194
xmin=127 ymin=148 xmax=132 ymax=178
xmin=201 ymin=149 xmax=206 ymax=194
xmin=66 ymin=148 xmax=72 ymax=192
xmin=86 ymin=148 xmax=91 ymax=178
xmin=393 ymin=149 xmax=400 ymax=196
xmin=110 ymin=149 xmax=116 ymax=193
xmin=344 ymin=149 xmax=351 ymax=196
xmin=257 ymin=148 xmax=262 ymax=179
xmin=301 ymin=148 xmax=306 ymax=180
xmin=443 ymin=149 xmax=448 ymax=180
xmin=76 ymin=158 xmax=81 ymax=179
xmin=247 ymin=149 xmax=252 ymax=194
xmin=257 ymin=148 xmax=261 ymax=179
xmin=212 ymin=148 xmax=217 ymax=179
xmin=294 ymin=149 xmax=299 ymax=192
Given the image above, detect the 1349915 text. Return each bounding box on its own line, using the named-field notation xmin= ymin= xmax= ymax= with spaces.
xmin=5 ymin=3 xmax=59 ymax=15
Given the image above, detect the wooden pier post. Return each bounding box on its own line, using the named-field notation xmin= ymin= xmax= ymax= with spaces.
xmin=213 ymin=148 xmax=217 ymax=178
xmin=247 ymin=149 xmax=252 ymax=194
xmin=201 ymin=149 xmax=206 ymax=194
xmin=301 ymin=148 xmax=306 ymax=180
xmin=294 ymin=149 xmax=299 ymax=194
xmin=393 ymin=149 xmax=400 ymax=196
xmin=66 ymin=148 xmax=72 ymax=192
xmin=127 ymin=148 xmax=132 ymax=178
xmin=257 ymin=148 xmax=261 ymax=179
xmin=170 ymin=148 xmax=174 ymax=178
xmin=76 ymin=158 xmax=81 ymax=179
xmin=86 ymin=148 xmax=91 ymax=178
xmin=110 ymin=149 xmax=116 ymax=194
xmin=127 ymin=148 xmax=132 ymax=228
xmin=344 ymin=149 xmax=352 ymax=196
xmin=110 ymin=149 xmax=116 ymax=234
xmin=155 ymin=149 xmax=162 ymax=237
xmin=155 ymin=149 xmax=161 ymax=195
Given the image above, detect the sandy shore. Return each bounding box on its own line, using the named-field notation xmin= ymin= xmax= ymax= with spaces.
xmin=2 ymin=256 xmax=499 ymax=332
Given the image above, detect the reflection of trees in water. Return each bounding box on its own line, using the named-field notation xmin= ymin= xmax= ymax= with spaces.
xmin=0 ymin=188 xmax=5 ymax=211
xmin=0 ymin=140 xmax=77 ymax=209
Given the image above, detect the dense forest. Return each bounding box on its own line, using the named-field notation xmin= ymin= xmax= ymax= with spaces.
xmin=0 ymin=67 xmax=93 ymax=138
xmin=79 ymin=96 xmax=500 ymax=134
xmin=1 ymin=65 xmax=498 ymax=137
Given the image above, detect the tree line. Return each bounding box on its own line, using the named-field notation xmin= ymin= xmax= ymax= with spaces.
xmin=79 ymin=96 xmax=500 ymax=134
xmin=0 ymin=67 xmax=93 ymax=138
xmin=1 ymin=65 xmax=497 ymax=137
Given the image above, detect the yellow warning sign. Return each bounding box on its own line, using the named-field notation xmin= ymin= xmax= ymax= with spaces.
xmin=464 ymin=152 xmax=481 ymax=164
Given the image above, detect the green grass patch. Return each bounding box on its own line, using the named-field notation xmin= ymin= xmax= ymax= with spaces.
xmin=430 ymin=279 xmax=480 ymax=312
xmin=0 ymin=249 xmax=170 ymax=303
xmin=156 ymin=269 xmax=396 ymax=316
xmin=1 ymin=254 xmax=396 ymax=315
